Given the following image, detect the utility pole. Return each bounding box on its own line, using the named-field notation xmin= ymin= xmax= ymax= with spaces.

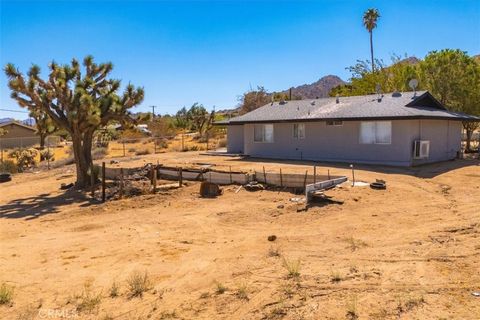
xmin=151 ymin=105 xmax=155 ymax=119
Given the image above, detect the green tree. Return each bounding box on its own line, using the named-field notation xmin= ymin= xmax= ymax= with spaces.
xmin=362 ymin=8 xmax=380 ymax=73
xmin=419 ymin=49 xmax=480 ymax=150
xmin=239 ymin=86 xmax=271 ymax=114
xmin=29 ymin=109 xmax=57 ymax=159
xmin=5 ymin=56 xmax=144 ymax=187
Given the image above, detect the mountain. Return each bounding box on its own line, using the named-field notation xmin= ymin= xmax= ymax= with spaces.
xmin=282 ymin=75 xmax=346 ymax=99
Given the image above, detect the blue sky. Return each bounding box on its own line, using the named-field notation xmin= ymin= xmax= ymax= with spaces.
xmin=1 ymin=0 xmax=479 ymax=119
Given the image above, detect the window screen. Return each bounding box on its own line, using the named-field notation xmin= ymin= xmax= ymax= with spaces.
xmin=360 ymin=121 xmax=391 ymax=144
xmin=254 ymin=124 xmax=264 ymax=142
xmin=375 ymin=121 xmax=391 ymax=144
xmin=264 ymin=124 xmax=274 ymax=142
xmin=293 ymin=123 xmax=305 ymax=139
xmin=254 ymin=124 xmax=274 ymax=142
xmin=359 ymin=122 xmax=376 ymax=144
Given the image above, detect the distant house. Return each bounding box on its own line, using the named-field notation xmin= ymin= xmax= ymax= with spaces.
xmin=219 ymin=91 xmax=479 ymax=166
xmin=0 ymin=120 xmax=39 ymax=149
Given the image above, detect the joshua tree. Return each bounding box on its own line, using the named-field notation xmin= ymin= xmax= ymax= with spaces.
xmin=5 ymin=56 xmax=144 ymax=187
xmin=363 ymin=8 xmax=380 ymax=72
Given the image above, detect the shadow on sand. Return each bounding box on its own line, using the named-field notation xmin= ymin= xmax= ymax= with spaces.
xmin=0 ymin=188 xmax=96 ymax=220
xmin=225 ymin=157 xmax=479 ymax=179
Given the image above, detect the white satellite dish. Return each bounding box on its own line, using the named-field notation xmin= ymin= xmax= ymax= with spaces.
xmin=409 ymin=79 xmax=418 ymax=91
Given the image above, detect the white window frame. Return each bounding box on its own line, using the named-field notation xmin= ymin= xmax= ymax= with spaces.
xmin=326 ymin=120 xmax=343 ymax=126
xmin=253 ymin=124 xmax=274 ymax=143
xmin=293 ymin=123 xmax=305 ymax=139
xmin=359 ymin=121 xmax=392 ymax=145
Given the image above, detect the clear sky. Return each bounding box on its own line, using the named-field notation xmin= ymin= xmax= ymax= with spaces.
xmin=1 ymin=0 xmax=479 ymax=119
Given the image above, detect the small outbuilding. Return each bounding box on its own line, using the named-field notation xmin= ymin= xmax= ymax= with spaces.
xmin=0 ymin=120 xmax=39 ymax=149
xmin=220 ymin=91 xmax=479 ymax=166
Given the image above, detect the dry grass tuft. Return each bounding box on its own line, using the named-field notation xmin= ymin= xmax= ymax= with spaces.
xmin=235 ymin=282 xmax=249 ymax=300
xmin=346 ymin=295 xmax=359 ymax=320
xmin=214 ymin=281 xmax=227 ymax=294
xmin=282 ymin=257 xmax=301 ymax=279
xmin=127 ymin=270 xmax=152 ymax=298
xmin=71 ymin=282 xmax=102 ymax=314
xmin=0 ymin=283 xmax=14 ymax=305
xmin=345 ymin=237 xmax=368 ymax=252
xmin=109 ymin=281 xmax=120 ymax=298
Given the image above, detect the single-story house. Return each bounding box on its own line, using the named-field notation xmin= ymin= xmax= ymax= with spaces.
xmin=219 ymin=91 xmax=480 ymax=166
xmin=0 ymin=120 xmax=39 ymax=149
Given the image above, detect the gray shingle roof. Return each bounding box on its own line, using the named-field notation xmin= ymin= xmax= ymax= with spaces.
xmin=222 ymin=91 xmax=479 ymax=124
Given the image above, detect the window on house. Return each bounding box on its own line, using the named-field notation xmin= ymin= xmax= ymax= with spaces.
xmin=293 ymin=123 xmax=305 ymax=139
xmin=326 ymin=120 xmax=343 ymax=126
xmin=254 ymin=124 xmax=274 ymax=143
xmin=359 ymin=121 xmax=391 ymax=144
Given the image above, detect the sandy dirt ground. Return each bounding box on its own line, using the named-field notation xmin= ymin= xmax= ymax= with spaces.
xmin=1 ymin=152 xmax=479 ymax=319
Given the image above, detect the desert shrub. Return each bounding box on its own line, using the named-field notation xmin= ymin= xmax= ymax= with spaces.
xmin=8 ymin=148 xmax=38 ymax=171
xmin=126 ymin=270 xmax=151 ymax=298
xmin=0 ymin=160 xmax=17 ymax=174
xmin=120 ymin=128 xmax=145 ymax=143
xmin=346 ymin=295 xmax=358 ymax=320
xmin=155 ymin=139 xmax=169 ymax=148
xmin=92 ymin=147 xmax=108 ymax=160
xmin=0 ymin=283 xmax=14 ymax=305
xmin=217 ymin=138 xmax=227 ymax=148
xmin=40 ymin=149 xmax=55 ymax=162
xmin=135 ymin=148 xmax=151 ymax=156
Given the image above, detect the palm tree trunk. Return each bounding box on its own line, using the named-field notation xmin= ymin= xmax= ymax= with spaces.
xmin=370 ymin=31 xmax=374 ymax=72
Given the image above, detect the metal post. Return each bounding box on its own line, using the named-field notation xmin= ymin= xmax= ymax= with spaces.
xmin=303 ymin=170 xmax=308 ymax=191
xmin=119 ymin=168 xmax=124 ymax=198
xmin=123 ymin=141 xmax=126 ymax=157
xmin=229 ymin=166 xmax=233 ymax=184
xmin=102 ymin=162 xmax=106 ymax=202
xmin=313 ymin=165 xmax=316 ymax=184
xmin=263 ymin=166 xmax=267 ymax=185
xmin=181 ymin=133 xmax=185 ymax=151
xmin=47 ymin=142 xmax=50 ymax=170
xmin=328 ymin=169 xmax=330 ymax=180
xmin=154 ymin=138 xmax=157 ymax=154
xmin=350 ymin=164 xmax=355 ymax=187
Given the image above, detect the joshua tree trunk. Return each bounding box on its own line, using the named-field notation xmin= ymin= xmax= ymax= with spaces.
xmin=370 ymin=31 xmax=374 ymax=73
xmin=463 ymin=122 xmax=478 ymax=152
xmin=71 ymin=129 xmax=95 ymax=188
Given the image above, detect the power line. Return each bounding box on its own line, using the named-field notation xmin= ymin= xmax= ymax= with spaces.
xmin=0 ymin=108 xmax=29 ymax=113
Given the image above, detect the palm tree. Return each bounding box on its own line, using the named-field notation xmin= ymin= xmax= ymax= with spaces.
xmin=363 ymin=8 xmax=380 ymax=73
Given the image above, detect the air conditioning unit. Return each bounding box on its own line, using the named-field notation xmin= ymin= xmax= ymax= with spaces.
xmin=413 ymin=140 xmax=430 ymax=159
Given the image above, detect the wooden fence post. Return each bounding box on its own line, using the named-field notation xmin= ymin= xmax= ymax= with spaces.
xmin=152 ymin=165 xmax=157 ymax=194
xmin=280 ymin=168 xmax=283 ymax=188
xmin=90 ymin=164 xmax=95 ymax=198
xmin=179 ymin=167 xmax=183 ymax=187
xmin=303 ymin=170 xmax=308 ymax=191
xmin=350 ymin=164 xmax=355 ymax=187
xmin=263 ymin=166 xmax=267 ymax=185
xmin=328 ymin=169 xmax=330 ymax=180
xmin=101 ymin=162 xmax=106 ymax=202
xmin=313 ymin=165 xmax=316 ymax=184
xmin=119 ymin=168 xmax=124 ymax=198
xmin=122 ymin=141 xmax=126 ymax=157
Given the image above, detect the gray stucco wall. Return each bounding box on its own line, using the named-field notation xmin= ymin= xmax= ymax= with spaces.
xmin=234 ymin=119 xmax=461 ymax=166
xmin=226 ymin=124 xmax=244 ymax=154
